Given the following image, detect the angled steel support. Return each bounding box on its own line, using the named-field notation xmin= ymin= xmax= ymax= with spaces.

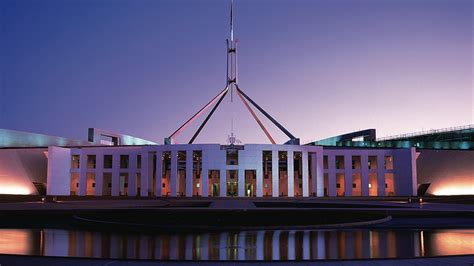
xmin=236 ymin=89 xmax=276 ymax=144
xmin=168 ymin=86 xmax=229 ymax=143
xmin=189 ymin=89 xmax=229 ymax=144
xmin=235 ymin=84 xmax=297 ymax=141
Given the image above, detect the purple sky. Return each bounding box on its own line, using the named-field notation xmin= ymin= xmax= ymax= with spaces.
xmin=1 ymin=0 xmax=472 ymax=144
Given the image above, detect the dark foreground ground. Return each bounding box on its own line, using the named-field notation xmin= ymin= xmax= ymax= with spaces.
xmin=0 ymin=254 xmax=473 ymax=266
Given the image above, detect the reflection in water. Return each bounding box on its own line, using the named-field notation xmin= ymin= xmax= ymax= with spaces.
xmin=0 ymin=228 xmax=472 ymax=260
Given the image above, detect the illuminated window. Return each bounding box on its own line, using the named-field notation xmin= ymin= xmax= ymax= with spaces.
xmin=87 ymin=155 xmax=96 ymax=169
xmin=384 ymin=156 xmax=393 ymax=170
xmin=71 ymin=155 xmax=80 ymax=168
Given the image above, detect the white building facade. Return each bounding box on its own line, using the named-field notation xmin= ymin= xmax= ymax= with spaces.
xmin=46 ymin=144 xmax=417 ymax=197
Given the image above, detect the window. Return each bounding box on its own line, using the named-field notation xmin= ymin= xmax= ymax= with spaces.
xmin=162 ymin=183 xmax=166 ymax=188
xmin=336 ymin=183 xmax=341 ymax=188
xmin=104 ymin=155 xmax=113 ymax=168
xmin=87 ymin=155 xmax=96 ymax=169
xmin=323 ymin=156 xmax=328 ymax=169
xmin=137 ymin=155 xmax=142 ymax=169
xmin=352 ymin=156 xmax=361 ymax=169
xmin=196 ymin=183 xmax=200 ymax=188
xmin=71 ymin=155 xmax=80 ymax=168
xmin=92 ymin=183 xmax=96 ymax=188
xmin=120 ymin=155 xmax=129 ymax=169
xmin=352 ymin=183 xmax=356 ymax=188
xmin=335 ymin=156 xmax=344 ymax=169
xmin=368 ymin=156 xmax=377 ymax=169
xmin=108 ymin=183 xmax=112 ymax=188
xmin=384 ymin=156 xmax=393 ymax=170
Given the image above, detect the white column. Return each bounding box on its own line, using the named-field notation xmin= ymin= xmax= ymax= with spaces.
xmin=95 ymin=153 xmax=104 ymax=196
xmin=344 ymin=155 xmax=352 ymax=197
xmin=272 ymin=230 xmax=280 ymax=260
xmin=316 ymin=151 xmax=324 ymax=197
xmin=361 ymin=154 xmax=369 ymax=196
xmin=78 ymin=153 xmax=87 ymax=196
xmin=256 ymin=231 xmax=265 ymax=260
xmin=170 ymin=150 xmax=177 ymax=197
xmin=377 ymin=154 xmax=386 ymax=196
xmin=287 ymin=151 xmax=294 ymax=197
xmin=302 ymin=151 xmax=309 ymax=197
xmin=272 ymin=150 xmax=279 ymax=197
xmin=256 ymin=167 xmax=263 ymax=197
xmin=288 ymin=231 xmax=295 ymax=260
xmin=155 ymin=151 xmax=162 ymax=197
xmin=328 ymin=155 xmax=336 ymax=196
xmin=220 ymin=169 xmax=226 ymax=197
xmin=112 ymin=154 xmax=120 ymax=196
xmin=129 ymin=153 xmax=137 ymax=197
xmin=202 ymin=166 xmax=209 ymax=197
xmin=238 ymin=168 xmax=245 ymax=197
xmin=140 ymin=152 xmax=149 ymax=197
xmin=303 ymin=231 xmax=310 ymax=260
xmin=186 ymin=150 xmax=193 ymax=197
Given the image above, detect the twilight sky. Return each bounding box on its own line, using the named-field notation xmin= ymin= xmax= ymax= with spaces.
xmin=1 ymin=0 xmax=472 ymax=144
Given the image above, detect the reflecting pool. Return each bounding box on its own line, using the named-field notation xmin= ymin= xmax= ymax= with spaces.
xmin=0 ymin=228 xmax=472 ymax=260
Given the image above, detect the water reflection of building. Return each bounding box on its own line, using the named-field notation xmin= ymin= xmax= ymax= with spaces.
xmin=1 ymin=228 xmax=471 ymax=260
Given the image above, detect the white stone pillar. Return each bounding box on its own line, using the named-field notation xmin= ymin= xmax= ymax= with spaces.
xmin=220 ymin=169 xmax=226 ymax=197
xmin=316 ymin=151 xmax=324 ymax=197
xmin=256 ymin=166 xmax=263 ymax=197
xmin=202 ymin=166 xmax=209 ymax=197
xmin=155 ymin=151 xmax=162 ymax=197
xmin=78 ymin=152 xmax=87 ymax=196
xmin=238 ymin=168 xmax=245 ymax=197
xmin=377 ymin=154 xmax=386 ymax=196
xmin=186 ymin=150 xmax=193 ymax=197
xmin=361 ymin=154 xmax=369 ymax=196
xmin=140 ymin=152 xmax=149 ymax=197
xmin=344 ymin=155 xmax=352 ymax=197
xmin=287 ymin=151 xmax=294 ymax=197
xmin=129 ymin=153 xmax=137 ymax=197
xmin=302 ymin=151 xmax=309 ymax=197
xmin=328 ymin=155 xmax=336 ymax=196
xmin=272 ymin=150 xmax=279 ymax=197
xmin=95 ymin=153 xmax=104 ymax=196
xmin=112 ymin=154 xmax=120 ymax=196
xmin=170 ymin=150 xmax=177 ymax=197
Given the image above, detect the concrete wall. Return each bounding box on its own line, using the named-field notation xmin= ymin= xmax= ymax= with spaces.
xmin=0 ymin=148 xmax=47 ymax=195
xmin=417 ymin=149 xmax=474 ymax=195
xmin=46 ymin=146 xmax=72 ymax=195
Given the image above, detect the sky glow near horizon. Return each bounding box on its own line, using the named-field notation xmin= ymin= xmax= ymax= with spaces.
xmin=1 ymin=0 xmax=472 ymax=144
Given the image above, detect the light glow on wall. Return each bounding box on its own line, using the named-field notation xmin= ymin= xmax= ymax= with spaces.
xmin=0 ymin=186 xmax=33 ymax=195
xmin=430 ymin=176 xmax=474 ymax=196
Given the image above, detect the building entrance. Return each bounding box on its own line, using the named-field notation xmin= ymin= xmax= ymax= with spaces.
xmin=227 ymin=182 xmax=238 ymax=196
